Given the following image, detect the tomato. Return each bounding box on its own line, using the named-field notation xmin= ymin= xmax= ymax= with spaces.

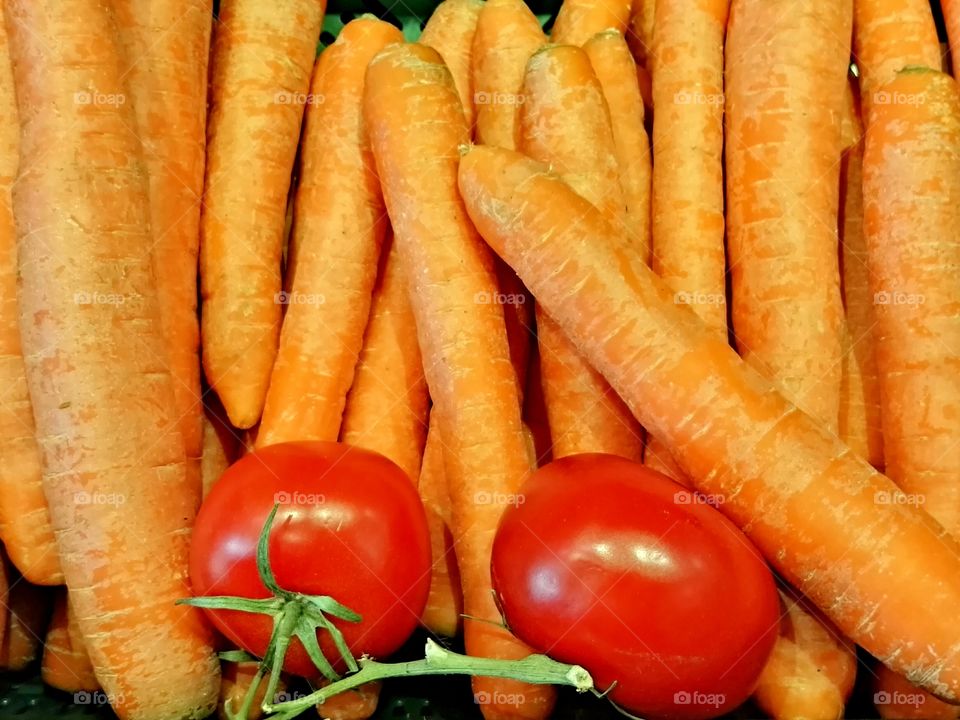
xmin=190 ymin=441 xmax=431 ymax=677
xmin=491 ymin=454 xmax=779 ymax=720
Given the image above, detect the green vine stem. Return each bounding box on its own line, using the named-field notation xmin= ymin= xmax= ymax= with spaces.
xmin=263 ymin=639 xmax=593 ymax=718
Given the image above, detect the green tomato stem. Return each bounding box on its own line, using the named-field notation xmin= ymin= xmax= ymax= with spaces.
xmin=262 ymin=639 xmax=593 ymax=717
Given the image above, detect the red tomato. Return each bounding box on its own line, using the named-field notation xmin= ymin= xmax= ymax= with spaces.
xmin=491 ymin=454 xmax=778 ymax=720
xmin=190 ymin=441 xmax=431 ymax=677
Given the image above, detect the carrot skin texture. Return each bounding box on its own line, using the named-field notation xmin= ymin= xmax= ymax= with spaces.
xmin=365 ymin=44 xmax=554 ymax=720
xmin=551 ymin=0 xmax=631 ymax=47
xmin=113 ymin=0 xmax=211 ymax=494
xmin=0 ymin=9 xmax=59 ymax=586
xmin=41 ymin=590 xmax=99 ymax=693
xmin=258 ymin=18 xmax=400 ymax=447
xmin=873 ymin=664 xmax=960 ymax=720
xmin=6 ymin=1 xmax=220 ymax=717
xmin=420 ymin=0 xmax=484 ymax=130
xmin=458 ymin=145 xmax=960 ymax=702
xmin=626 ymin=0 xmax=655 ymax=66
xmin=200 ymin=0 xmax=324 ymax=429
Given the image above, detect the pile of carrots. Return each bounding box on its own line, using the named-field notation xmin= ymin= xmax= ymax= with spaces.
xmin=2 ymin=0 xmax=960 ymax=719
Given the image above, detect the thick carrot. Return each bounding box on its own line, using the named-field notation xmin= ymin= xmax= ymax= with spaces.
xmin=201 ymin=397 xmax=240 ymax=499
xmin=754 ymin=589 xmax=857 ymax=719
xmin=364 ymin=43 xmax=554 ymax=719
xmin=520 ymin=44 xmax=643 ymax=461
xmin=418 ymin=414 xmax=465 ymax=637
xmin=340 ymin=235 xmax=429 ymax=481
xmin=472 ymin=0 xmax=545 ymax=149
xmin=0 ymin=8 xmax=59 ymax=586
xmin=839 ymin=79 xmax=883 ymax=467
xmin=853 ymin=0 xmax=939 ymax=118
xmin=258 ymin=17 xmax=400 ymax=447
xmin=874 ymin=664 xmax=960 ymax=720
xmin=6 ymin=2 xmax=220 ymax=717
xmin=551 ymin=0 xmax=631 ymax=47
xmin=863 ymin=68 xmax=960 ymax=552
xmin=419 ymin=0 xmax=484 ymax=130
xmin=459 ymin=144 xmax=960 ymax=701
xmin=626 ymin=0 xmax=655 ymax=66
xmin=41 ymin=590 xmax=99 ymax=693
xmin=0 ymin=578 xmax=49 ymax=671
xmin=113 ymin=0 xmax=211 ymax=493
xmin=200 ymin=0 xmax=324 ymax=429
xmin=726 ymin=0 xmax=850 ymax=430
xmin=218 ymin=662 xmax=285 ymax=720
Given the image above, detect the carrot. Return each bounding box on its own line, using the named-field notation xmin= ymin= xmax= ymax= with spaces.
xmin=312 ymin=681 xmax=382 ymax=720
xmin=201 ymin=397 xmax=240 ymax=498
xmin=944 ymin=0 xmax=960 ymax=70
xmin=218 ymin=662 xmax=286 ymax=720
xmin=472 ymin=0 xmax=545 ymax=149
xmin=874 ymin=664 xmax=960 ymax=720
xmin=551 ymin=0 xmax=631 ymax=47
xmin=41 ymin=590 xmax=99 ymax=693
xmin=113 ymin=0 xmax=211 ymax=493
xmin=626 ymin=0 xmax=655 ymax=66
xmin=839 ymin=79 xmax=884 ymax=467
xmin=459 ymin=143 xmax=960 ymax=702
xmin=863 ymin=69 xmax=960 ymax=562
xmin=520 ymin=44 xmax=643 ymax=461
xmin=726 ymin=0 xmax=850 ymax=431
xmin=0 ymin=8 xmax=59 ymax=587
xmin=0 ymin=577 xmax=49 ymax=671
xmin=584 ymin=30 xmax=651 ymax=264
xmin=853 ymin=0 xmax=939 ymax=119
xmin=418 ymin=414 xmax=465 ymax=637
xmin=200 ymin=0 xmax=325 ymax=429
xmin=754 ymin=589 xmax=857 ymax=719
xmin=419 ymin=0 xmax=484 ymax=130
xmin=6 ymin=1 xmax=220 ymax=717
xmin=258 ymin=17 xmax=400 ymax=448
xmin=364 ymin=43 xmax=554 ymax=719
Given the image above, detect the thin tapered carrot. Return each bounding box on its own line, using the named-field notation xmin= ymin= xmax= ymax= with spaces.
xmin=626 ymin=0 xmax=655 ymax=66
xmin=418 ymin=414 xmax=464 ymax=637
xmin=863 ymin=67 xmax=960 ymax=545
xmin=218 ymin=662 xmax=285 ymax=720
xmin=839 ymin=79 xmax=884 ymax=467
xmin=0 ymin=578 xmax=49 ymax=671
xmin=471 ymin=0 xmax=545 ymax=149
xmin=41 ymin=590 xmax=99 ymax=693
xmin=874 ymin=664 xmax=960 ymax=720
xmin=113 ymin=0 xmax=211 ymax=493
xmin=0 ymin=8 xmax=58 ymax=586
xmin=726 ymin=0 xmax=850 ymax=430
xmin=520 ymin=44 xmax=643 ymax=461
xmin=853 ymin=0 xmax=940 ymax=119
xmin=551 ymin=0 xmax=631 ymax=47
xmin=364 ymin=43 xmax=554 ymax=719
xmin=753 ymin=589 xmax=857 ymax=719
xmin=258 ymin=17 xmax=400 ymax=447
xmin=6 ymin=2 xmax=220 ymax=717
xmin=341 ymin=235 xmax=430 ymax=482
xmin=459 ymin=144 xmax=960 ymax=701
xmin=584 ymin=29 xmax=651 ymax=263
xmin=419 ymin=0 xmax=484 ymax=130
xmin=200 ymin=0 xmax=325 ymax=429
xmin=201 ymin=397 xmax=240 ymax=499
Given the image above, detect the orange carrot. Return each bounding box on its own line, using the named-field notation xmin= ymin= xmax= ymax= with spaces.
xmin=313 ymin=681 xmax=382 ymax=720
xmin=113 ymin=0 xmax=211 ymax=493
xmin=200 ymin=0 xmax=325 ymax=429
xmin=419 ymin=0 xmax=484 ymax=130
xmin=41 ymin=590 xmax=99 ymax=693
xmin=0 ymin=577 xmax=49 ymax=671
xmin=863 ymin=68 xmax=960 ymax=550
xmin=365 ymin=43 xmax=554 ymax=719
xmin=459 ymin=143 xmax=960 ymax=702
xmin=626 ymin=0 xmax=655 ymax=66
xmin=944 ymin=0 xmax=960 ymax=69
xmin=726 ymin=0 xmax=851 ymax=430
xmin=218 ymin=662 xmax=286 ymax=720
xmin=753 ymin=589 xmax=857 ymax=719
xmin=520 ymin=44 xmax=643 ymax=461
xmin=201 ymin=397 xmax=240 ymax=499
xmin=341 ymin=235 xmax=430 ymax=482
xmin=258 ymin=17 xmax=400 ymax=447
xmin=471 ymin=0 xmax=545 ymax=149
xmin=0 ymin=8 xmax=59 ymax=586
xmin=551 ymin=0 xmax=631 ymax=47
xmin=853 ymin=0 xmax=940 ymax=119
xmin=839 ymin=79 xmax=884 ymax=467
xmin=6 ymin=1 xmax=220 ymax=717
xmin=417 ymin=414 xmax=464 ymax=637
xmin=874 ymin=664 xmax=960 ymax=720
